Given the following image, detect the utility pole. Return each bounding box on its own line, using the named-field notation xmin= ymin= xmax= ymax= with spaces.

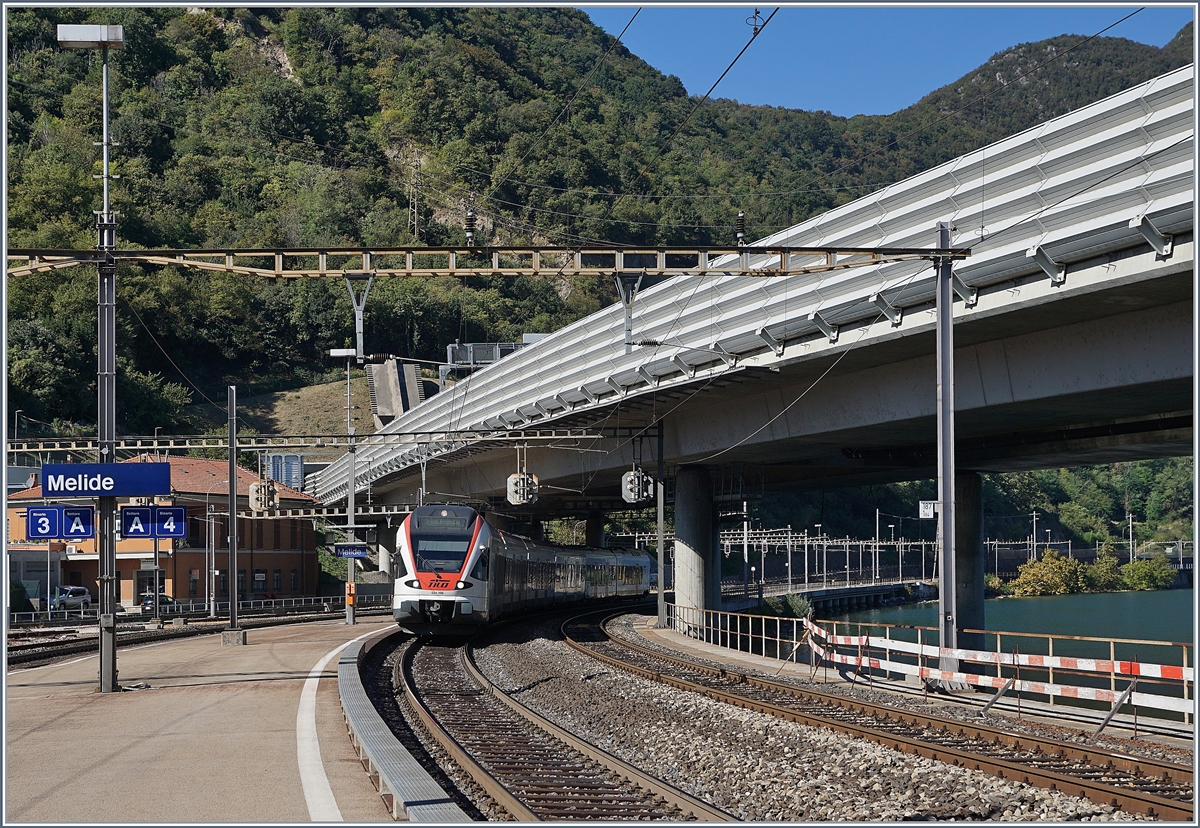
xmin=743 ymin=501 xmax=750 ymax=599
xmin=1031 ymin=510 xmax=1039 ymax=560
xmin=874 ymin=508 xmax=880 ymax=583
xmin=656 ymin=423 xmax=666 ymax=627
xmin=225 ymin=386 xmax=244 ymax=644
xmin=935 ymin=221 xmax=958 ymax=675
xmin=346 ymin=427 xmax=357 ymax=625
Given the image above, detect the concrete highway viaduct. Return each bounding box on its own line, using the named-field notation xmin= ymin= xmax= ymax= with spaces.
xmin=310 ymin=66 xmax=1194 ymax=641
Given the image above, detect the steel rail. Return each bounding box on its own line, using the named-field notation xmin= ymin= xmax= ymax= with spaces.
xmin=399 ymin=641 xmax=540 ymax=821
xmin=400 ymin=633 xmax=734 ymax=821
xmin=561 ymin=613 xmax=1193 ymax=821
xmin=460 ymin=636 xmax=734 ymax=821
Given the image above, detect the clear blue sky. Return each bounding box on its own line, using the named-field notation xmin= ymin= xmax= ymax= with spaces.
xmin=580 ymin=5 xmax=1195 ymax=117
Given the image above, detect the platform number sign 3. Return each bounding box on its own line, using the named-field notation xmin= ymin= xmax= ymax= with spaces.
xmin=26 ymin=507 xmax=61 ymax=539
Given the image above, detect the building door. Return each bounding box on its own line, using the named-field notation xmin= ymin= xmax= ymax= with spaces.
xmin=135 ymin=570 xmax=156 ymax=601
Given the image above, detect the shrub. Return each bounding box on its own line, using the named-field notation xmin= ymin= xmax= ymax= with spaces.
xmin=983 ymin=573 xmax=1008 ymax=597
xmin=783 ymin=593 xmax=811 ymax=618
xmin=1007 ymin=549 xmax=1086 ymax=596
xmin=1120 ymin=554 xmax=1178 ymax=591
xmin=1085 ymin=552 xmax=1124 ymax=592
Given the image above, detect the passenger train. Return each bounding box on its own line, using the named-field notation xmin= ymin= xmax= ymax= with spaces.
xmin=393 ymin=504 xmax=652 ymax=636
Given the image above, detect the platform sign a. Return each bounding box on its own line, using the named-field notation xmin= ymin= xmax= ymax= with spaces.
xmin=121 ymin=506 xmax=153 ymax=538
xmin=26 ymin=507 xmax=61 ymax=539
xmin=154 ymin=507 xmax=186 ymax=538
xmin=62 ymin=507 xmax=96 ymax=539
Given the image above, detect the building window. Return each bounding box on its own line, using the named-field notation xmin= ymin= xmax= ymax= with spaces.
xmin=290 ymin=568 xmax=298 ymax=592
xmin=253 ymin=568 xmax=267 ymax=595
xmin=273 ymin=569 xmax=282 ymax=594
xmin=219 ymin=569 xmax=228 ymax=596
xmin=237 ymin=569 xmax=246 ymax=597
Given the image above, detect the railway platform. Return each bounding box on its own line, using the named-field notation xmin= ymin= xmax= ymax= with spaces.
xmin=6 ymin=617 xmax=397 ymax=823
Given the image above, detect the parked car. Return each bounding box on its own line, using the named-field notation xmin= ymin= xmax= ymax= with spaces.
xmin=139 ymin=593 xmax=175 ymax=609
xmin=53 ymin=586 xmax=92 ymax=611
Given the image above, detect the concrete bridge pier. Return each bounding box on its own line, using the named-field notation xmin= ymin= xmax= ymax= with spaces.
xmin=956 ymin=472 xmax=986 ymax=651
xmin=377 ymin=521 xmax=395 ymax=576
xmin=673 ymin=466 xmax=722 ymax=619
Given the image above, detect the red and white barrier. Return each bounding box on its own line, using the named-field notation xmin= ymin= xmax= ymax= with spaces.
xmin=802 ymin=619 xmax=1193 ymax=716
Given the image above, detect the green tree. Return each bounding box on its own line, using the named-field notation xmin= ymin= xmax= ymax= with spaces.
xmin=1085 ymin=551 xmax=1125 ymax=592
xmin=1120 ymin=554 xmax=1178 ymax=591
xmin=1007 ymin=549 xmax=1086 ymax=597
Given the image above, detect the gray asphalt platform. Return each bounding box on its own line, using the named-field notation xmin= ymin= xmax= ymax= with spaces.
xmin=6 ymin=617 xmax=399 ymax=823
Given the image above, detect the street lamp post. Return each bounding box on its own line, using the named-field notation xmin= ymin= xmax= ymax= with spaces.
xmin=57 ymin=23 xmax=124 ymax=694
xmin=330 ymin=348 xmax=358 ymax=625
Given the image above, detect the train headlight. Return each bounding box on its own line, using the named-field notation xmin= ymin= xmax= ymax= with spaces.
xmin=404 ymin=579 xmax=420 ymax=589
xmin=455 ymin=580 xmax=472 ymax=590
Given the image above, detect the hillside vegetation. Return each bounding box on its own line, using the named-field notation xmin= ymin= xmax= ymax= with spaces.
xmin=6 ymin=8 xmax=1192 ymax=541
xmin=7 ymin=7 xmax=1191 ymax=429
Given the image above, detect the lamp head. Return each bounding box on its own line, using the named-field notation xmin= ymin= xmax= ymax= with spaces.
xmin=58 ymin=24 xmax=125 ymax=49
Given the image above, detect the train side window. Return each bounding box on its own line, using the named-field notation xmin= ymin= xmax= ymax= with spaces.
xmin=470 ymin=554 xmax=488 ymax=581
xmin=393 ymin=553 xmax=408 ymax=578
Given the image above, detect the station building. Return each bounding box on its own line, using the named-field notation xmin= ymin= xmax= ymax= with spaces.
xmin=7 ymin=456 xmax=321 ymax=606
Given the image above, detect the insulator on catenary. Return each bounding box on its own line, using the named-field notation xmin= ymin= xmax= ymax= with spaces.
xmin=635 ymin=339 xmax=661 ymax=347
xmin=465 ymin=210 xmax=476 ymax=246
xmin=735 ymin=210 xmax=746 ymax=246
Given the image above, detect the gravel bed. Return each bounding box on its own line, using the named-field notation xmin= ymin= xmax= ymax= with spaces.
xmin=605 ymin=614 xmax=1194 ymax=767
xmin=474 ymin=615 xmax=1151 ymax=822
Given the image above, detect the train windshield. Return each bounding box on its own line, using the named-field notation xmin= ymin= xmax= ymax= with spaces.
xmin=413 ymin=538 xmax=471 ymax=573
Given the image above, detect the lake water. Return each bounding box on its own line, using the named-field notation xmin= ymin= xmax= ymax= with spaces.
xmin=839 ymin=589 xmax=1194 ymax=645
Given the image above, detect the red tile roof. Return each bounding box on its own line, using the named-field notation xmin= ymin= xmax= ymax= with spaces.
xmin=9 ymin=455 xmax=318 ymax=504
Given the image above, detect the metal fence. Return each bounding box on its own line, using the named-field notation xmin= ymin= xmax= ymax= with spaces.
xmin=666 ymin=602 xmax=1193 ymax=725
xmin=8 ymin=593 xmax=392 ymax=626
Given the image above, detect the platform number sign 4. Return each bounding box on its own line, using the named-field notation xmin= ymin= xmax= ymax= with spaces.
xmin=154 ymin=507 xmax=186 ymax=538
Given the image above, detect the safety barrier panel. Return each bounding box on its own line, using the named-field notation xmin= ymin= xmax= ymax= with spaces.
xmin=801 ymin=619 xmax=1193 ymax=717
xmin=666 ymin=603 xmax=1193 ymax=723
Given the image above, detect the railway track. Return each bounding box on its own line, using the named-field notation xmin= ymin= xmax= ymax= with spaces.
xmin=562 ymin=612 xmax=1194 ymax=822
xmin=399 ymin=635 xmax=735 ymax=821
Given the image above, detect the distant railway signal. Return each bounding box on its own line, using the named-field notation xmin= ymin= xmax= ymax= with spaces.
xmin=507 ymin=472 xmax=539 ymax=506
xmin=621 ymin=469 xmax=655 ymax=504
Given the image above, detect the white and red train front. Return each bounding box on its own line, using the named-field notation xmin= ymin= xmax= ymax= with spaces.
xmin=393 ymin=504 xmax=492 ymax=634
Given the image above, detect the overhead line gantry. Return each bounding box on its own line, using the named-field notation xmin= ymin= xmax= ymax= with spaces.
xmin=6 ymin=243 xmax=967 ymax=280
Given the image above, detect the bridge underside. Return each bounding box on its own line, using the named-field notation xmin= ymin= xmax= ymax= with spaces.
xmin=370 ymin=256 xmax=1192 ymax=516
